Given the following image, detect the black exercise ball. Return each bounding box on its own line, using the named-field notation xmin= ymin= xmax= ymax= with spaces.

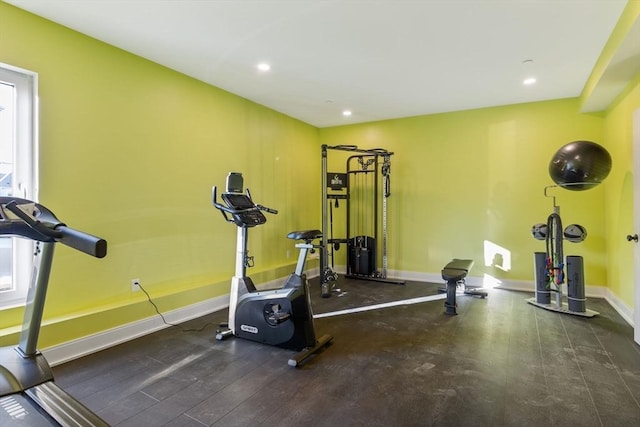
xmin=548 ymin=140 xmax=612 ymax=190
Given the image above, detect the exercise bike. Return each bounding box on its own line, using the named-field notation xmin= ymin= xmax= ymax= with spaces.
xmin=0 ymin=197 xmax=108 ymax=426
xmin=212 ymin=173 xmax=332 ymax=367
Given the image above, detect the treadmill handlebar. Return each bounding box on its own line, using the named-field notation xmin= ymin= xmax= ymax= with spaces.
xmin=0 ymin=197 xmax=107 ymax=258
xmin=57 ymin=225 xmax=107 ymax=259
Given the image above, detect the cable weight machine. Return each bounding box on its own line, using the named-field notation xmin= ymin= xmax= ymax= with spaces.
xmin=320 ymin=145 xmax=403 ymax=297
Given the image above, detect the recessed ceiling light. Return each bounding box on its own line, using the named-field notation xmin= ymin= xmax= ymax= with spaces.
xmin=343 ymin=110 xmax=352 ymax=117
xmin=523 ymin=77 xmax=537 ymax=85
xmin=257 ymin=63 xmax=270 ymax=71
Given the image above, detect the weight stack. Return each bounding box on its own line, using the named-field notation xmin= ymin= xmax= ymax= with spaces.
xmin=534 ymin=252 xmax=551 ymax=304
xmin=566 ymin=255 xmax=586 ymax=313
xmin=348 ymin=236 xmax=376 ymax=276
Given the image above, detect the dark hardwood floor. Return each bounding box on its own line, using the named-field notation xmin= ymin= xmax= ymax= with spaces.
xmin=52 ymin=278 xmax=640 ymax=426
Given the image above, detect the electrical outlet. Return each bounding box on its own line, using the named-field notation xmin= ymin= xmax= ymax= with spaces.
xmin=131 ymin=278 xmax=141 ymax=292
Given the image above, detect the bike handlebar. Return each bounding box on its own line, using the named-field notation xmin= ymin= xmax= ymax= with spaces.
xmin=256 ymin=204 xmax=278 ymax=215
xmin=211 ymin=186 xmax=278 ymax=223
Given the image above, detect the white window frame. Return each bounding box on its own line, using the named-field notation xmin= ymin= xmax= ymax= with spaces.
xmin=0 ymin=63 xmax=38 ymax=309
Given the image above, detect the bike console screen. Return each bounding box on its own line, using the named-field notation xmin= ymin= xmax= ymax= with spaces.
xmin=221 ymin=193 xmax=267 ymax=227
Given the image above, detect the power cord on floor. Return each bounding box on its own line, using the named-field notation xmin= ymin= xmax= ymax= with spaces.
xmin=138 ymin=282 xmax=215 ymax=333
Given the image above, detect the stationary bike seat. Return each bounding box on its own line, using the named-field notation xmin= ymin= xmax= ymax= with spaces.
xmin=287 ymin=230 xmax=322 ymax=241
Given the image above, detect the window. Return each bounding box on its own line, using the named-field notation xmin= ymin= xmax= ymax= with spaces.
xmin=0 ymin=64 xmax=38 ymax=309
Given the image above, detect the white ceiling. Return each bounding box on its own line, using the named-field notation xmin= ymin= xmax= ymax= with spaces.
xmin=5 ymin=0 xmax=631 ymax=127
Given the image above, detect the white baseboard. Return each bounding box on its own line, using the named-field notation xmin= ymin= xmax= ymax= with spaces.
xmin=41 ymin=267 xmax=635 ymax=365
xmin=43 ymin=295 xmax=229 ymax=366
xmin=603 ymin=288 xmax=634 ymax=325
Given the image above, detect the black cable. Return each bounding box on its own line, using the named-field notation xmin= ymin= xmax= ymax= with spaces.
xmin=138 ymin=283 xmax=215 ymax=333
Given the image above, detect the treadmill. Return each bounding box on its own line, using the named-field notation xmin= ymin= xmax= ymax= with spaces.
xmin=0 ymin=197 xmax=109 ymax=426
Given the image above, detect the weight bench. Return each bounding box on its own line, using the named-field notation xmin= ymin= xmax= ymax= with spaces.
xmin=440 ymin=259 xmax=486 ymax=315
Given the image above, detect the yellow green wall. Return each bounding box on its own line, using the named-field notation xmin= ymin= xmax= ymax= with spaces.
xmin=584 ymin=0 xmax=640 ymax=310
xmin=603 ymin=76 xmax=640 ymax=308
xmin=319 ymin=100 xmax=606 ymax=286
xmin=0 ymin=2 xmax=320 ymax=347
xmin=1 ymin=1 xmax=638 ymax=351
